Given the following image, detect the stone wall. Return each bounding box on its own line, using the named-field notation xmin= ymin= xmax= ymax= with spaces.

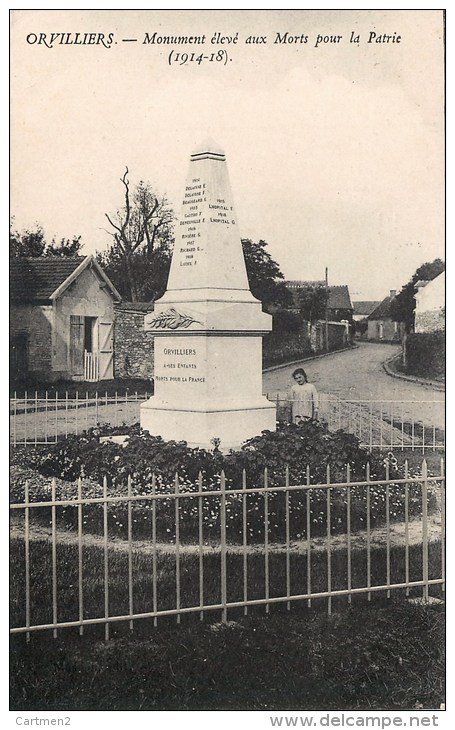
xmin=415 ymin=309 xmax=445 ymax=333
xmin=10 ymin=304 xmax=53 ymax=379
xmin=114 ymin=305 xmax=154 ymax=379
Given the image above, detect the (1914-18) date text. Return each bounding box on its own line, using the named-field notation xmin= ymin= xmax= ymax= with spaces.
xmin=169 ymin=49 xmax=230 ymax=66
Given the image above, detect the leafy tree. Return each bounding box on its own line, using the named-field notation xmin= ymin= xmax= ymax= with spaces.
xmin=101 ymin=169 xmax=174 ymax=301
xmin=297 ymin=284 xmax=329 ymax=323
xmin=390 ymin=258 xmax=445 ymax=332
xmin=97 ymin=242 xmax=173 ymax=303
xmin=10 ymin=221 xmax=82 ymax=258
xmin=10 ymin=223 xmax=46 ymax=257
xmin=45 ymin=236 xmax=83 ymax=257
xmin=241 ymin=239 xmax=293 ymax=310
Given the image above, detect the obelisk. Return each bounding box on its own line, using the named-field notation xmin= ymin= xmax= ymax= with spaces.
xmin=140 ymin=140 xmax=276 ymax=449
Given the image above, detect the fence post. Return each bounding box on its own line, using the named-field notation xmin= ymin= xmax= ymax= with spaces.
xmin=51 ymin=478 xmax=58 ymax=638
xmin=198 ymin=471 xmax=204 ymax=621
xmin=175 ymin=473 xmax=181 ymax=624
xmin=152 ymin=474 xmax=158 ymax=627
xmin=440 ymin=458 xmax=445 ymax=599
xmin=34 ymin=391 xmax=38 ymax=447
xmin=401 ymin=402 xmax=405 ymax=452
xmin=55 ymin=391 xmax=58 ymax=443
xmin=306 ymin=464 xmax=311 ymax=608
xmin=326 ymin=465 xmax=332 ymax=616
xmin=45 ymin=391 xmax=48 ymax=444
xmin=24 ymin=391 xmax=28 ymax=445
xmin=404 ymin=460 xmax=410 ymax=597
xmin=78 ymin=477 xmax=84 ymax=636
xmin=103 ymin=475 xmax=109 ymax=640
xmin=346 ymin=463 xmax=352 ymax=604
xmin=385 ymin=459 xmax=391 ymax=598
xmin=366 ymin=462 xmax=371 ymax=601
xmin=242 ymin=469 xmax=248 ymax=616
xmin=220 ymin=470 xmax=227 ymax=623
xmin=285 ymin=465 xmax=290 ymax=611
xmin=24 ymin=480 xmax=30 ymax=642
xmin=422 ymin=459 xmax=429 ymax=602
xmin=127 ymin=474 xmax=134 ymax=631
xmin=13 ymin=392 xmax=17 ymax=447
xmin=369 ymin=396 xmax=373 ymax=452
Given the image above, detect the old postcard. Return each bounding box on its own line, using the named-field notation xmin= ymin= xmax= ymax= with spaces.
xmin=9 ymin=8 xmax=445 ymax=725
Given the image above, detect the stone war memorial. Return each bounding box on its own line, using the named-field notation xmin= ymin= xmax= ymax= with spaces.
xmin=140 ymin=140 xmax=276 ymax=449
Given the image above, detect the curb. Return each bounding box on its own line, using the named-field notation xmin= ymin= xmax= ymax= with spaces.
xmin=382 ymin=354 xmax=445 ymax=392
xmin=263 ymin=344 xmax=359 ymax=374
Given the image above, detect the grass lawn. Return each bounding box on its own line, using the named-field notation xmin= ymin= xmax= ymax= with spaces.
xmin=10 ymin=601 xmax=444 ymax=711
xmin=10 ymin=535 xmax=444 ymax=711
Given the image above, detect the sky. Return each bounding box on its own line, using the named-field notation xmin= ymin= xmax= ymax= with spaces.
xmin=10 ymin=9 xmax=445 ymax=300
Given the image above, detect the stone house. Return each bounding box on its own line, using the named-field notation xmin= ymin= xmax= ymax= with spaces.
xmin=414 ymin=272 xmax=445 ymax=333
xmin=352 ymin=301 xmax=381 ymax=322
xmin=10 ymin=256 xmax=121 ymax=382
xmin=114 ymin=301 xmax=155 ymax=379
xmin=367 ymin=290 xmax=404 ymax=341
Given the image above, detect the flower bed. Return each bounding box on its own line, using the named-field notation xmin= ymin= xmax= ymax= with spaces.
xmin=11 ymin=421 xmax=432 ymax=543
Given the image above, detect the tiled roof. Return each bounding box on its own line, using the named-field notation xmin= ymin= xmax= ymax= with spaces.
xmin=10 ymin=257 xmax=86 ymax=303
xmin=353 ymin=301 xmax=381 ymax=316
xmin=285 ymin=281 xmax=353 ymax=311
xmin=327 ymin=285 xmax=353 ymax=311
xmin=368 ymin=294 xmax=396 ymax=320
xmin=286 ymin=280 xmax=325 ymax=290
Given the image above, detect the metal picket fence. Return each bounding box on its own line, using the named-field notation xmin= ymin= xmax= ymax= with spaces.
xmin=10 ymin=391 xmax=150 ymax=446
xmin=10 ymin=390 xmax=445 ymax=452
xmin=10 ymin=459 xmax=445 ymax=639
xmin=270 ymin=391 xmax=445 ymax=452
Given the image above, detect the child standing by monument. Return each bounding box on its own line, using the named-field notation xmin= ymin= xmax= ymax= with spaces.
xmin=288 ymin=368 xmax=319 ymax=424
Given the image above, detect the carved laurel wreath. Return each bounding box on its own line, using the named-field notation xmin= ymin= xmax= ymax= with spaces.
xmin=148 ymin=307 xmax=202 ymax=330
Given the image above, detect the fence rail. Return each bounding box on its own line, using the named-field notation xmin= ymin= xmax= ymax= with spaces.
xmin=270 ymin=392 xmax=445 ymax=452
xmin=10 ymin=459 xmax=445 ymax=639
xmin=10 ymin=390 xmax=445 ymax=452
xmin=10 ymin=391 xmax=150 ymax=446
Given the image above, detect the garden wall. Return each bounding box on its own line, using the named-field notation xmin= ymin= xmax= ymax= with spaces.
xmin=114 ymin=303 xmax=154 ymax=379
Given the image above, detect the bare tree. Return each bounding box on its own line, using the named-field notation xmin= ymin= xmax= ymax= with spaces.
xmin=103 ymin=168 xmax=174 ymax=301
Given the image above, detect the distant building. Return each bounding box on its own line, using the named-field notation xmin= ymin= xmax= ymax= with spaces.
xmin=286 ymin=281 xmax=354 ymax=322
xmin=367 ymin=290 xmax=404 ymax=341
xmin=414 ymin=272 xmax=445 ymax=333
xmin=10 ymin=256 xmax=121 ymax=382
xmin=352 ymin=301 xmax=381 ymax=322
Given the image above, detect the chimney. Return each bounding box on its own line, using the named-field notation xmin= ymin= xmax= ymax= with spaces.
xmin=390 ymin=289 xmax=396 ymax=297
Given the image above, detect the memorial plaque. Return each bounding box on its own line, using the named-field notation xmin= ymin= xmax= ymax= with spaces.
xmin=140 ymin=139 xmax=276 ymax=449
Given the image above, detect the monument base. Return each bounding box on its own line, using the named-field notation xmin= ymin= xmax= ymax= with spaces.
xmin=140 ymin=396 xmax=276 ymax=451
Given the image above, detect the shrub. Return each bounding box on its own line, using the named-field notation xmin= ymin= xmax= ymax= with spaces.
xmin=263 ymin=333 xmax=312 ymax=367
xmin=404 ymin=331 xmax=445 ymax=379
xmin=10 ymin=422 xmax=432 ymax=543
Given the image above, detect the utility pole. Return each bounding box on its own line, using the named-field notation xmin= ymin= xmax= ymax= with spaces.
xmin=325 ymin=266 xmax=329 ymax=352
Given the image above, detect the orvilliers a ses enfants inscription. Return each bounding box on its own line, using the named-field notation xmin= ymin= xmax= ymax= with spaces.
xmin=140 ymin=140 xmax=276 ymax=449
